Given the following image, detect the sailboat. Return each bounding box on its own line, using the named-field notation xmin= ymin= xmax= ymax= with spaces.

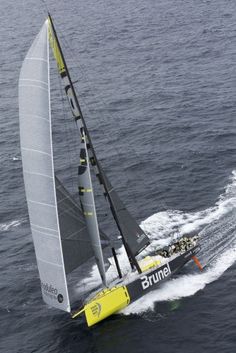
xmin=19 ymin=14 xmax=201 ymax=327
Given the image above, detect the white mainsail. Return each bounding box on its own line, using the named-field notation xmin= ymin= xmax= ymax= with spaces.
xmin=19 ymin=20 xmax=71 ymax=312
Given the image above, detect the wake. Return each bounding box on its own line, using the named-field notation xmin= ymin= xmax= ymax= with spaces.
xmin=122 ymin=171 xmax=236 ymax=314
xmin=122 ymin=247 xmax=236 ymax=314
xmin=76 ymin=171 xmax=236 ymax=314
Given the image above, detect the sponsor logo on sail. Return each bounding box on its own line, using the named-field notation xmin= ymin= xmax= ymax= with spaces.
xmin=41 ymin=282 xmax=63 ymax=302
xmin=57 ymin=294 xmax=64 ymax=303
xmin=140 ymin=263 xmax=171 ymax=290
xmin=137 ymin=233 xmax=146 ymax=243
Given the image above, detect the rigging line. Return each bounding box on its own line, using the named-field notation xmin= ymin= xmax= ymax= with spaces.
xmin=56 ymin=26 xmax=146 ymax=220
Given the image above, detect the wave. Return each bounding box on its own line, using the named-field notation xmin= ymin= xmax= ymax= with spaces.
xmin=122 ymin=246 xmax=236 ymax=315
xmin=0 ymin=220 xmax=23 ymax=232
xmin=122 ymin=170 xmax=236 ymax=314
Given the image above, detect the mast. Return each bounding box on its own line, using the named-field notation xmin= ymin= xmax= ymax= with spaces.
xmin=48 ymin=14 xmax=149 ymax=273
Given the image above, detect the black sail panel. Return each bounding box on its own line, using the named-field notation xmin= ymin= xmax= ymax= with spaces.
xmin=109 ymin=189 xmax=149 ymax=256
xmin=100 ymin=170 xmax=150 ymax=257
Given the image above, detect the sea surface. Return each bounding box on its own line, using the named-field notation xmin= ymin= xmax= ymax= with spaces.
xmin=1 ymin=0 xmax=236 ymax=352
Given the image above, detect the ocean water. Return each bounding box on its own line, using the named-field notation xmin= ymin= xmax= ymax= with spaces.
xmin=1 ymin=0 xmax=236 ymax=352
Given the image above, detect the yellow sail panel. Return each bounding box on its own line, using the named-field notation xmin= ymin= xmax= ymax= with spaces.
xmin=48 ymin=17 xmax=65 ymax=74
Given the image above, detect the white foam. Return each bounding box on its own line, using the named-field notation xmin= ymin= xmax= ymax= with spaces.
xmin=0 ymin=220 xmax=22 ymax=231
xmin=122 ymin=245 xmax=236 ymax=314
xmin=141 ymin=171 xmax=236 ymax=244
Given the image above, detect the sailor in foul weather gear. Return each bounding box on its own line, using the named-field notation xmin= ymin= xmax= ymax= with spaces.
xmin=157 ymin=235 xmax=199 ymax=258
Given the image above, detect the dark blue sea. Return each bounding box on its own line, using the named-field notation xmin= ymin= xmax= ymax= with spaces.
xmin=1 ymin=0 xmax=236 ymax=352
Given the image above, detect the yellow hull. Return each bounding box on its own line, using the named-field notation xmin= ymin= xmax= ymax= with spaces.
xmin=85 ymin=286 xmax=130 ymax=326
xmin=71 ymin=256 xmax=159 ymax=326
xmin=73 ymin=286 xmax=130 ymax=327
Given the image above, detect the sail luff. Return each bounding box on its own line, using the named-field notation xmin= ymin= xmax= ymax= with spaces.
xmin=47 ymin=28 xmax=70 ymax=307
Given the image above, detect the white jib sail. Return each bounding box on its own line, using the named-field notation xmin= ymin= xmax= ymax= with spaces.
xmin=19 ymin=20 xmax=70 ymax=312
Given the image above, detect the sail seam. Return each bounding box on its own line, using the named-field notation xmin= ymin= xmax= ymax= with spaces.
xmin=25 ymin=56 xmax=47 ymax=63
xmin=22 ymin=113 xmax=50 ymax=122
xmin=32 ymin=228 xmax=59 ymax=238
xmin=28 ymin=199 xmax=56 ymax=207
xmin=61 ymin=226 xmax=88 ymax=239
xmin=47 ymin=20 xmax=71 ymax=312
xmin=37 ymin=256 xmax=63 ymax=267
xmin=31 ymin=223 xmax=57 ymax=232
xmin=19 ymin=83 xmax=48 ymax=92
xmin=19 ymin=78 xmax=48 ymax=86
xmin=24 ymin=170 xmax=53 ymax=179
xmin=22 ymin=147 xmax=51 ymax=157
